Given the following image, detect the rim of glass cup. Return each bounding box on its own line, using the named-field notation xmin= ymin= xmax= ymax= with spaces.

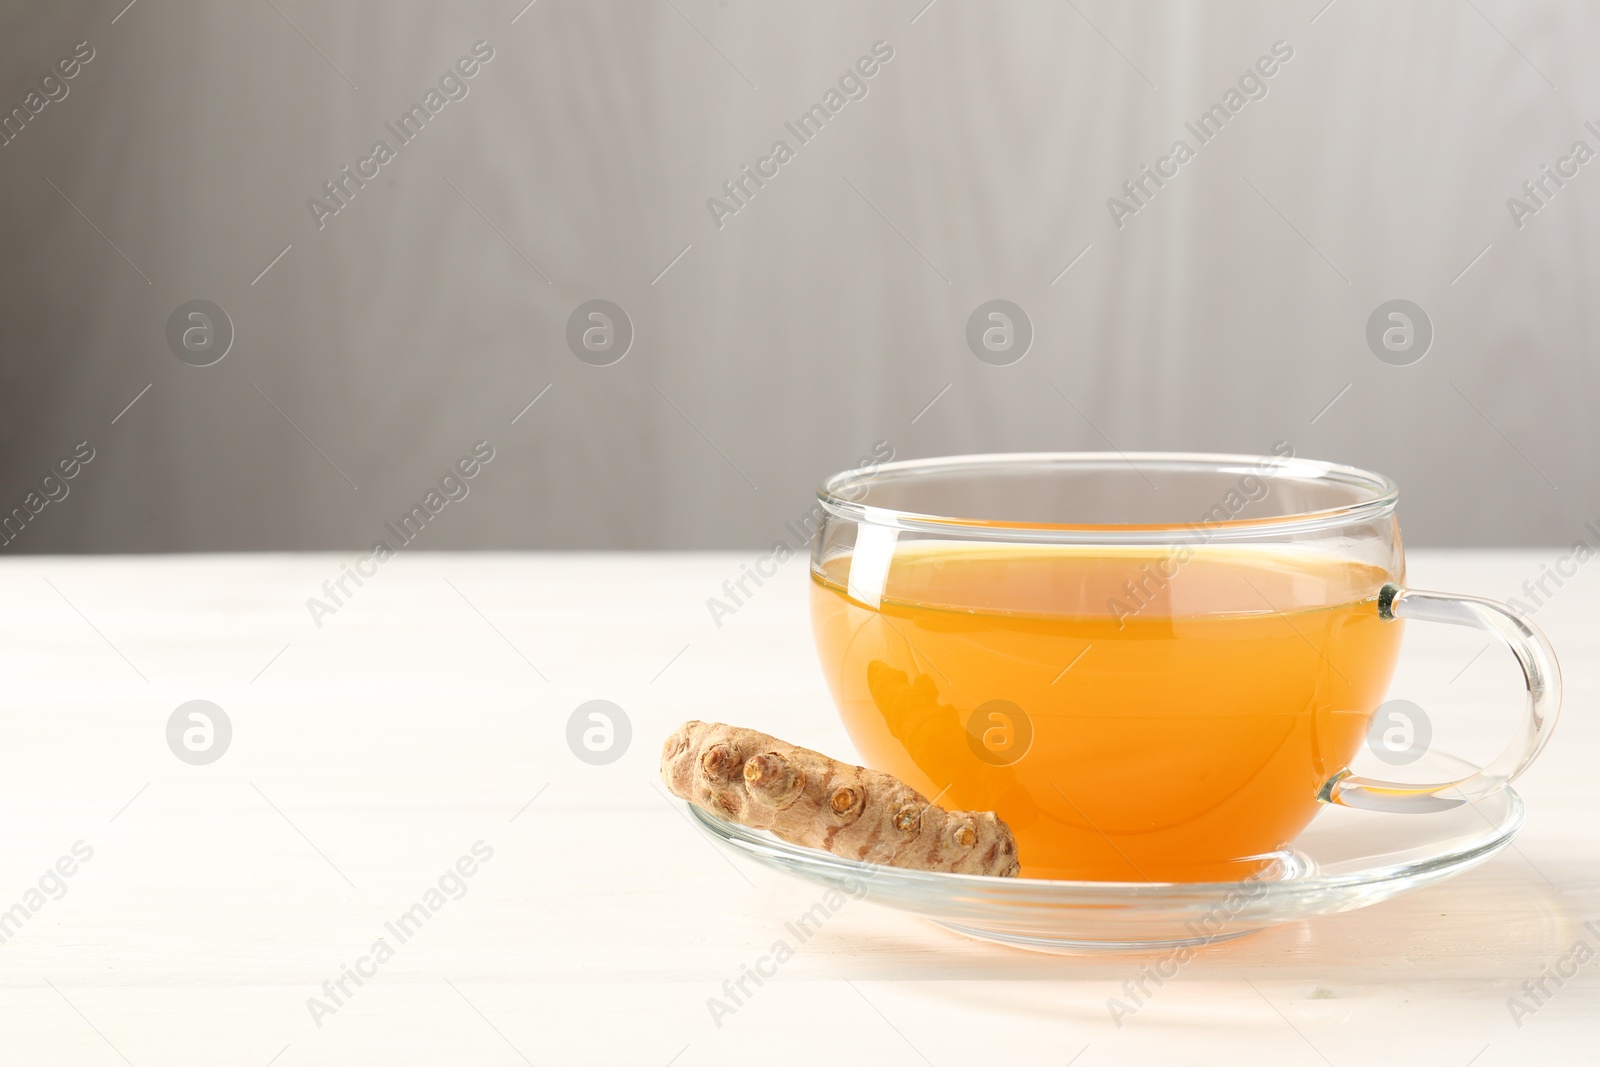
xmin=817 ymin=452 xmax=1400 ymax=544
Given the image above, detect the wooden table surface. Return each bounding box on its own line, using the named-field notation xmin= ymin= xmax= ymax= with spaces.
xmin=0 ymin=550 xmax=1594 ymax=1065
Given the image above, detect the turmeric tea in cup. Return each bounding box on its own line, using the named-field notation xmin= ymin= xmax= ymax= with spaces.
xmin=809 ymin=454 xmax=1559 ymax=882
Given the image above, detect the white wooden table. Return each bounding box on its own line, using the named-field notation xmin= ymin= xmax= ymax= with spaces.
xmin=0 ymin=551 xmax=1594 ymax=1065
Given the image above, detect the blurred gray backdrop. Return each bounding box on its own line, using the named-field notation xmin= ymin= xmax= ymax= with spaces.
xmin=0 ymin=0 xmax=1595 ymax=552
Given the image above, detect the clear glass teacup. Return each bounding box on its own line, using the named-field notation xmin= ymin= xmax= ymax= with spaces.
xmin=809 ymin=452 xmax=1560 ymax=881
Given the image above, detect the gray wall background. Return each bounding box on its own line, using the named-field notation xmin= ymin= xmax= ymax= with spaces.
xmin=0 ymin=0 xmax=1595 ymax=552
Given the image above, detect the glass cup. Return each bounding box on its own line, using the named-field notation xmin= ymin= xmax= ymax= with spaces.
xmin=808 ymin=452 xmax=1560 ymax=881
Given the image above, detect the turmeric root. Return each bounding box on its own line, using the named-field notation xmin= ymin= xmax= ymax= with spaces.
xmin=661 ymin=720 xmax=1021 ymax=877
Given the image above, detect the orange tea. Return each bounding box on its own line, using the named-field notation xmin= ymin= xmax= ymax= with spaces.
xmin=810 ymin=542 xmax=1403 ymax=881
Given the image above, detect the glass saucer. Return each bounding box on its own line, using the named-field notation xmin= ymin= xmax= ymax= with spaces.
xmin=687 ymin=751 xmax=1523 ymax=953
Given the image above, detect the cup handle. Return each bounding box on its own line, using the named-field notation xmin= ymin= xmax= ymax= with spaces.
xmin=1319 ymin=583 xmax=1562 ymax=813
